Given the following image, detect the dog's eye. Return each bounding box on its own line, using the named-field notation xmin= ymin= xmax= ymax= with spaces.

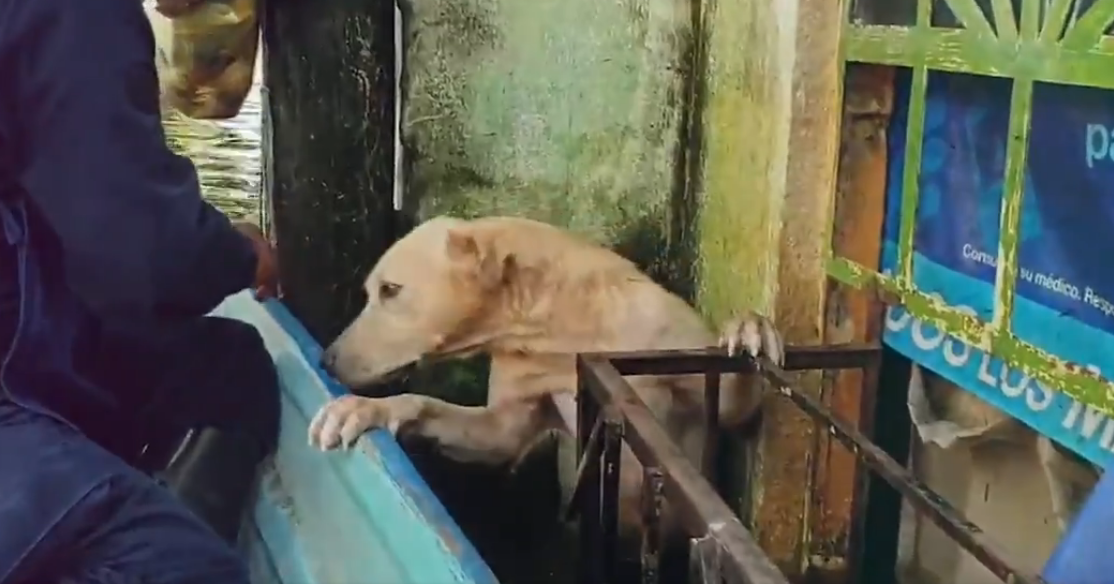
xmin=378 ymin=282 xmax=402 ymax=301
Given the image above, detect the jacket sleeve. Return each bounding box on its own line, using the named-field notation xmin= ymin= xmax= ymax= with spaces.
xmin=12 ymin=0 xmax=258 ymax=322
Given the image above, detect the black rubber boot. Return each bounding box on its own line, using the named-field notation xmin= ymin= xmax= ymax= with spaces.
xmin=155 ymin=427 xmax=268 ymax=543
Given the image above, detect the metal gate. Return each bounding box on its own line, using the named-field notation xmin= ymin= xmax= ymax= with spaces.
xmin=570 ymin=344 xmax=1047 ymax=583
xmin=566 ymin=0 xmax=1114 ymax=581
xmin=832 ymin=0 xmax=1114 ymax=410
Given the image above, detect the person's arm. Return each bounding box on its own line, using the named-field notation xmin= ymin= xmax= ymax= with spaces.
xmin=11 ymin=0 xmax=258 ymax=322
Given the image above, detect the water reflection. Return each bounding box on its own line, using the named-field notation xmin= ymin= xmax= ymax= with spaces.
xmin=162 ymin=77 xmax=263 ymax=221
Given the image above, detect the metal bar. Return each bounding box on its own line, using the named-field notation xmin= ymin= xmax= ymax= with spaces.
xmin=577 ymin=356 xmax=791 ymax=584
xmin=1018 ymin=0 xmax=1038 ymax=39
xmin=689 ymin=534 xmax=724 ymax=584
xmin=580 ymin=450 xmax=604 ymax=584
xmin=702 ymin=371 xmax=721 ymax=481
xmin=990 ymin=0 xmax=1018 ymax=42
xmin=827 ymin=258 xmax=1114 ymax=413
xmin=990 ymin=76 xmax=1033 ymax=339
xmin=600 ymin=342 xmax=879 ymax=376
xmin=843 ymin=27 xmax=1114 ymax=92
xmin=641 ymin=467 xmax=665 ymax=584
xmin=915 ymin=0 xmax=931 ymax=25
xmin=578 ymin=366 xmax=601 ymax=457
xmin=580 ymin=340 xmax=1044 ymax=584
xmin=757 ymin=357 xmax=1047 ymax=584
xmin=563 ymin=415 xmax=606 ymax=521
xmin=602 ymin=414 xmax=624 ymax=583
xmin=577 ymin=368 xmax=604 ymax=584
xmin=1060 ymin=0 xmax=1114 ymax=50
xmin=851 ymin=347 xmax=913 ymax=584
xmin=940 ymin=0 xmax=996 ymax=35
xmin=896 ymin=64 xmax=928 ymax=287
xmin=1039 ymin=0 xmax=1075 ymax=44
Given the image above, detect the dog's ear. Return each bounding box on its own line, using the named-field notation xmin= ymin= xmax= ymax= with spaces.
xmin=445 ymin=228 xmax=482 ymax=264
xmin=445 ymin=228 xmax=511 ymax=288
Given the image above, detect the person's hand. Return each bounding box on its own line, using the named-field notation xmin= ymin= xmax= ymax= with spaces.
xmin=155 ymin=0 xmax=207 ymax=18
xmin=233 ymin=221 xmax=280 ymax=300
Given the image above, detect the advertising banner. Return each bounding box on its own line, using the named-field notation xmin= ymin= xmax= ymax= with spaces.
xmin=881 ymin=70 xmax=1114 ymax=465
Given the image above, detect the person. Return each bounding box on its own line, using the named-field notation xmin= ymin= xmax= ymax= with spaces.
xmin=0 ymin=0 xmax=282 ymax=582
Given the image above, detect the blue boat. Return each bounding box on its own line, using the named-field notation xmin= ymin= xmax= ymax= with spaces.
xmin=210 ymin=291 xmax=500 ymax=584
xmin=1042 ymin=461 xmax=1114 ymax=584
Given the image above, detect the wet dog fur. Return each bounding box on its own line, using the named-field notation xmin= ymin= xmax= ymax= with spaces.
xmin=309 ymin=215 xmax=784 ymax=543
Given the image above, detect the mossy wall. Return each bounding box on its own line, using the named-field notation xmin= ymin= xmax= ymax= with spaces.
xmin=693 ymin=0 xmax=797 ymax=325
xmin=400 ymin=0 xmax=708 ymax=403
xmin=400 ymin=0 xmax=698 ymax=293
xmin=399 ymin=0 xmax=803 ymax=404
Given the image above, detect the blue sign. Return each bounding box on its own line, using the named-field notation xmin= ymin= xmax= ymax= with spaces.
xmin=880 ymin=70 xmax=1114 ymax=465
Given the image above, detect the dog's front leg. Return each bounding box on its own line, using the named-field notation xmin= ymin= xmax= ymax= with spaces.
xmin=308 ymin=393 xmax=549 ymax=466
xmin=709 ymin=311 xmax=786 ymax=427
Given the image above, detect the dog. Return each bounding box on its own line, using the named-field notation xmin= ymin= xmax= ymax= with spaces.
xmin=309 ymin=215 xmax=784 ymax=542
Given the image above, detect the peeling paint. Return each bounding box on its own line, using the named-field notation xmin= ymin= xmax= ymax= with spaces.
xmin=829 ymin=258 xmax=1114 ymax=412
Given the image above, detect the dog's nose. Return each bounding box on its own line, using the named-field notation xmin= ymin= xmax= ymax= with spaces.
xmin=320 ymin=349 xmax=337 ymax=374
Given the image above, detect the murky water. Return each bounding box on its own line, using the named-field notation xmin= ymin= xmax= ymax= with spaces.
xmin=162 ymin=80 xmax=263 ymax=221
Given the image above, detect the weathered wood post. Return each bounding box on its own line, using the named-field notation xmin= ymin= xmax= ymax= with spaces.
xmin=695 ymin=0 xmax=897 ymax=578
xmin=260 ymin=0 xmax=398 ymax=343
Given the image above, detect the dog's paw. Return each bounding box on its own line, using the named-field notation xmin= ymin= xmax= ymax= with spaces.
xmin=718 ymin=311 xmax=784 ymax=366
xmin=308 ymin=394 xmax=421 ymax=451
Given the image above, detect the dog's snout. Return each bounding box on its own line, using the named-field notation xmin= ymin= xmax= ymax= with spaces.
xmin=320 ymin=348 xmax=338 ymax=374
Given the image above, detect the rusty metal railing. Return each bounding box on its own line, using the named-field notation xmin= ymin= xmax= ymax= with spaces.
xmin=570 ymin=343 xmax=1047 ymax=584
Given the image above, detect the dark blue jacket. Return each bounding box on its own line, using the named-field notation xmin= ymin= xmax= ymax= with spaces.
xmin=0 ymin=0 xmax=258 ymax=449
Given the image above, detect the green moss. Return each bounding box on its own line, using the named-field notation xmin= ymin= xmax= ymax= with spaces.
xmin=401 ymin=0 xmax=696 ymax=401
xmin=694 ymin=0 xmax=788 ymax=324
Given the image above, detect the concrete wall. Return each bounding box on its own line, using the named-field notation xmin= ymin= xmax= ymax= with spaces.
xmin=399 ymin=0 xmax=692 ymax=403
xmin=396 ymin=0 xmax=815 ymax=405
xmin=400 ymin=0 xmax=697 ymax=293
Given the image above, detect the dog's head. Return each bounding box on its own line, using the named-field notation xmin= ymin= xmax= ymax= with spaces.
xmin=321 ymin=217 xmax=514 ymax=389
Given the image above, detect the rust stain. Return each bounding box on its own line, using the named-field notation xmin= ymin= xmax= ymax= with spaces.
xmin=809 ymin=64 xmax=893 ymax=582
xmin=748 ymin=0 xmax=845 ymax=576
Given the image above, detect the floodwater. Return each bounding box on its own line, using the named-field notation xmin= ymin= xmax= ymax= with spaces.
xmin=162 ymin=79 xmax=263 ymax=221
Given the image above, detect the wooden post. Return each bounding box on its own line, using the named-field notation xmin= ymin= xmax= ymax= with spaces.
xmin=695 ymin=0 xmax=895 ymax=577
xmin=261 ymin=0 xmax=398 ymax=343
xmin=809 ymin=64 xmax=895 ymax=583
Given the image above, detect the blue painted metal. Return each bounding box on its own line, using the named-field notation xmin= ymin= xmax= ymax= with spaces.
xmin=210 ymin=291 xmax=499 ymax=584
xmin=1041 ymin=463 xmax=1114 ymax=584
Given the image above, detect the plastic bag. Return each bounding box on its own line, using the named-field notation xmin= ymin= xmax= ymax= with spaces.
xmin=907 ymin=365 xmax=1025 ymax=448
xmin=160 ymin=0 xmax=259 ymax=120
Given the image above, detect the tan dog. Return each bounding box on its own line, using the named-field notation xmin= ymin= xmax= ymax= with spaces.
xmin=309 ymin=215 xmax=783 ymax=538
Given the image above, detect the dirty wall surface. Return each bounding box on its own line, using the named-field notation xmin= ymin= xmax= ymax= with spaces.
xmin=397 ymin=0 xmax=800 ymax=411
xmin=400 ymin=0 xmax=698 ymax=295
xmin=398 ymin=0 xmax=717 ymax=404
